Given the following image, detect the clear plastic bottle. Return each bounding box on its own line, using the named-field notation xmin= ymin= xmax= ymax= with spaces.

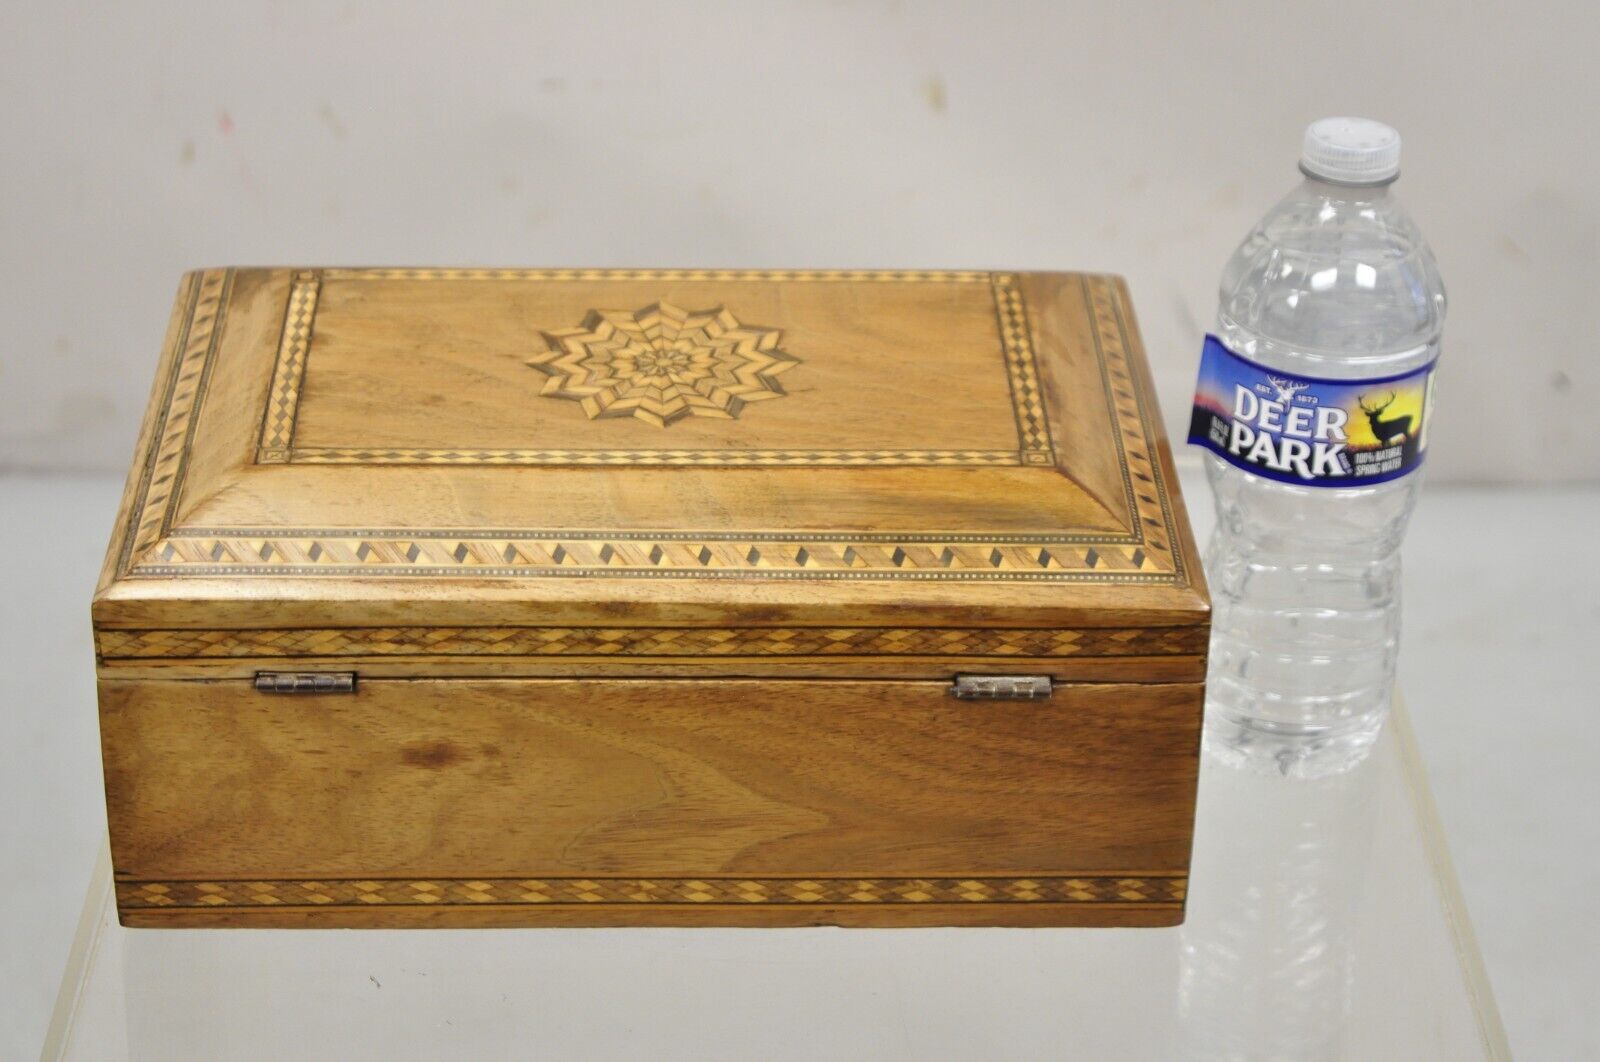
xmin=1196 ymin=118 xmax=1446 ymax=777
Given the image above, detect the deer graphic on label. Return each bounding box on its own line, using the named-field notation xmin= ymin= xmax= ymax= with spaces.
xmin=1358 ymin=392 xmax=1413 ymax=444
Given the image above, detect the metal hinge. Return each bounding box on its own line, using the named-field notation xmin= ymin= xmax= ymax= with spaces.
xmin=950 ymin=674 xmax=1053 ymax=700
xmin=254 ymin=672 xmax=357 ymax=694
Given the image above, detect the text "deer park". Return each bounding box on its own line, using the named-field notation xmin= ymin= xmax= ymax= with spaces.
xmin=1225 ymin=382 xmax=1350 ymax=479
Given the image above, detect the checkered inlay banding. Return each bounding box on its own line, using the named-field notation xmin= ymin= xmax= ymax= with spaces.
xmin=119 ymin=876 xmax=1187 ymax=909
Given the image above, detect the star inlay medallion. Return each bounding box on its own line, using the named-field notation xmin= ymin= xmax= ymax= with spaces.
xmin=527 ymin=301 xmax=799 ymax=427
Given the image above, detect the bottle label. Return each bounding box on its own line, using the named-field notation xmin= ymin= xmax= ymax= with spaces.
xmin=1187 ymin=335 xmax=1435 ymax=486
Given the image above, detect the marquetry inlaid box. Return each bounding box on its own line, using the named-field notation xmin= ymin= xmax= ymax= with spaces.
xmin=93 ymin=268 xmax=1208 ymax=928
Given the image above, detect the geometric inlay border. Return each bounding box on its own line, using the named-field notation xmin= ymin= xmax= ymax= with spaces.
xmin=118 ymin=875 xmax=1188 ymax=909
xmin=135 ymin=531 xmax=1169 ymax=581
xmin=256 ymin=271 xmax=320 ymax=463
xmin=119 ymin=269 xmax=233 ymax=569
xmin=284 ymin=448 xmax=1027 ymax=467
xmin=96 ymin=624 xmax=1210 ymax=660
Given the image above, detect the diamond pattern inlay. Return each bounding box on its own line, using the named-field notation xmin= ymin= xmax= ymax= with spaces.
xmin=97 ymin=624 xmax=1208 ymax=660
xmin=119 ymin=876 xmax=1187 ymax=910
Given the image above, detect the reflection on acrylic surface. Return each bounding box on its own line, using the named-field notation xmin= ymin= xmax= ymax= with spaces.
xmin=91 ymin=726 xmax=1484 ymax=1059
xmin=1179 ymin=746 xmax=1381 ymax=1060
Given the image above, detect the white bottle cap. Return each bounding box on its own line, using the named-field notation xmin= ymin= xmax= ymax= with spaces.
xmin=1300 ymin=117 xmax=1402 ymax=185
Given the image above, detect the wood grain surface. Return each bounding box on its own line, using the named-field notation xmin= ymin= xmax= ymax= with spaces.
xmin=102 ymin=677 xmax=1201 ymax=928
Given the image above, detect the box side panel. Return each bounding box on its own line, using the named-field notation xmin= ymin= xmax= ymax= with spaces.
xmin=102 ymin=677 xmax=1201 ymax=928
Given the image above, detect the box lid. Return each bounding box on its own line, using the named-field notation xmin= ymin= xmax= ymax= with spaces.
xmin=94 ymin=268 xmax=1206 ymax=677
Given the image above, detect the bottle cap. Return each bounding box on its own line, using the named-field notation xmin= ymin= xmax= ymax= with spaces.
xmin=1300 ymin=117 xmax=1401 ymax=185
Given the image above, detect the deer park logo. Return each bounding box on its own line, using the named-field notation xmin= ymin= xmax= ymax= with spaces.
xmin=1188 ymin=335 xmax=1434 ymax=487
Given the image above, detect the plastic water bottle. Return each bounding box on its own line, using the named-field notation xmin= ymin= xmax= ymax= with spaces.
xmin=1188 ymin=118 xmax=1446 ymax=776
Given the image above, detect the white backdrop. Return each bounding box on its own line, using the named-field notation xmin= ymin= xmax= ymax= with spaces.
xmin=2 ymin=1 xmax=1595 ymax=480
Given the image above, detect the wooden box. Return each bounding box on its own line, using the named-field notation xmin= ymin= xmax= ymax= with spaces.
xmin=94 ymin=268 xmax=1208 ymax=928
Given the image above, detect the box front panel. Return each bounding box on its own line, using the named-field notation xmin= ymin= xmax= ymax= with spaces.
xmin=102 ymin=677 xmax=1200 ymax=927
